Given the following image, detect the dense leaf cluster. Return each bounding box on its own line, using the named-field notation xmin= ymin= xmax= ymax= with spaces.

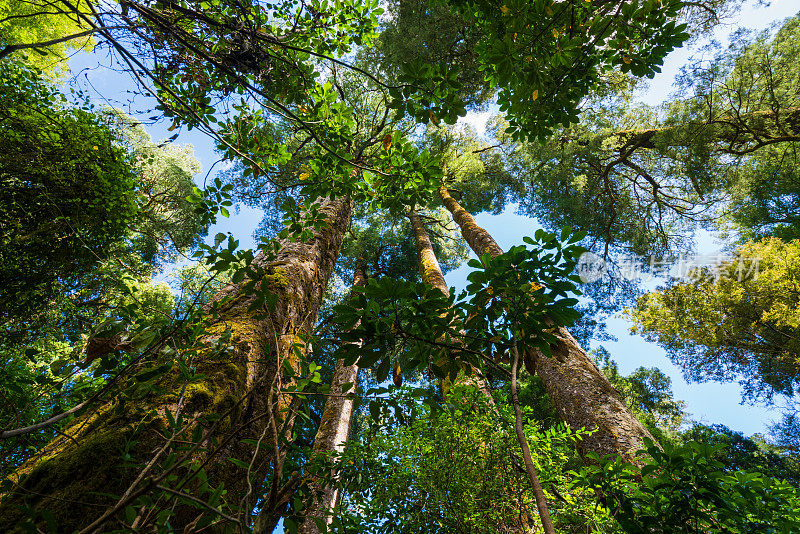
xmin=579 ymin=438 xmax=800 ymax=533
xmin=0 ymin=61 xmax=137 ymax=329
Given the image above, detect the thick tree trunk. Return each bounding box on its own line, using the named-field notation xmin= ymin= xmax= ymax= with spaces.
xmin=438 ymin=185 xmax=653 ymax=459
xmin=408 ymin=209 xmax=493 ymax=399
xmin=294 ymin=262 xmax=367 ymax=534
xmin=0 ymin=197 xmax=352 ymax=533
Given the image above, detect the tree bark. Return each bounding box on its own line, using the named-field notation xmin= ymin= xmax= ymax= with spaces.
xmin=408 ymin=209 xmax=493 ymax=399
xmin=293 ymin=261 xmax=367 ymax=534
xmin=0 ymin=197 xmax=352 ymax=533
xmin=438 ymin=185 xmax=653 ymax=459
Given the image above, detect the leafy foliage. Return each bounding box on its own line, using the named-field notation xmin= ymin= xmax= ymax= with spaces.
xmin=0 ymin=61 xmax=137 ymax=330
xmin=462 ymin=228 xmax=586 ymax=354
xmin=681 ymin=423 xmax=800 ymax=486
xmin=389 ymin=0 xmax=690 ymax=141
xmin=505 ymin=13 xmax=800 ymax=257
xmin=577 ymin=438 xmax=800 ymax=533
xmin=0 ymin=0 xmax=95 ymax=77
xmin=106 ymin=110 xmax=208 ymax=264
xmin=630 ymin=238 xmax=800 ymax=403
xmin=0 ymin=68 xmax=210 ymax=483
xmin=726 ymin=142 xmax=800 ymax=242
xmin=373 ymin=0 xmax=493 ymax=108
xmin=333 ymin=229 xmax=585 ymax=384
xmin=327 ymin=387 xmax=606 ymax=533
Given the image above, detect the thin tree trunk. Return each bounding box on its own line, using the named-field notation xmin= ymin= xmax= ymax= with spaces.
xmin=408 ymin=209 xmax=493 ymax=398
xmin=438 ymin=185 xmax=653 ymax=459
xmin=292 ymin=261 xmax=367 ymax=534
xmin=510 ymin=340 xmax=556 ymax=534
xmin=0 ymin=197 xmax=352 ymax=533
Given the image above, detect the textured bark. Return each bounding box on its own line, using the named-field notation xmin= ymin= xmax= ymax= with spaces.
xmin=0 ymin=197 xmax=352 ymax=533
xmin=438 ymin=185 xmax=503 ymax=261
xmin=83 ymin=333 xmax=134 ymax=363
xmin=529 ymin=328 xmax=655 ymax=458
xmin=438 ymin=186 xmax=653 ymax=459
xmin=409 ymin=209 xmax=449 ymax=292
xmin=254 ymin=511 xmax=283 ymax=534
xmin=295 ymin=262 xmax=367 ymax=534
xmin=408 ymin=210 xmax=493 ymax=399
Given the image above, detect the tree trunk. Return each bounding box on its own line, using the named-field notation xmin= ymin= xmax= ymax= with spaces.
xmin=409 ymin=209 xmax=546 ymax=532
xmin=0 ymin=197 xmax=352 ymax=533
xmin=510 ymin=341 xmax=556 ymax=534
xmin=438 ymin=185 xmax=653 ymax=459
xmin=408 ymin=209 xmax=493 ymax=399
xmin=599 ymin=105 xmax=800 ymax=154
xmin=294 ymin=261 xmax=367 ymax=534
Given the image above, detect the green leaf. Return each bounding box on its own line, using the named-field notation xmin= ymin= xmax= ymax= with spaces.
xmin=135 ymin=363 xmax=173 ymax=383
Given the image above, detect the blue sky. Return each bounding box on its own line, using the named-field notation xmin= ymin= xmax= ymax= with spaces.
xmin=66 ymin=1 xmax=799 ymax=436
xmin=440 ymin=209 xmax=783 ymax=436
xmin=452 ymin=0 xmax=800 ymax=437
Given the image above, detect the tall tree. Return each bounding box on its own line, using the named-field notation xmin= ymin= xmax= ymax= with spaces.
xmin=0 ymin=196 xmax=351 ymax=531
xmin=502 ymin=13 xmax=800 ymax=259
xmin=437 ymin=185 xmax=654 ymax=458
xmin=0 ymin=60 xmax=137 ymax=331
xmin=0 ymin=0 xmax=754 ymax=530
xmin=293 ymin=260 xmax=367 ymax=534
xmin=630 ymin=237 xmax=800 ymax=404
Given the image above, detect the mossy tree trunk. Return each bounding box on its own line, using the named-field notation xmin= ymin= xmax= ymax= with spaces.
xmin=0 ymin=197 xmax=352 ymax=533
xmin=438 ymin=186 xmax=653 ymax=459
xmin=599 ymin=106 xmax=800 ymax=154
xmin=408 ymin=209 xmax=493 ymax=399
xmin=295 ymin=261 xmax=367 ymax=534
xmin=410 ymin=209 xmax=540 ymax=532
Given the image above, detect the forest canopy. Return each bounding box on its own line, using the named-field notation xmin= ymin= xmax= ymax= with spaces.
xmin=1 ymin=0 xmax=800 ymax=533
